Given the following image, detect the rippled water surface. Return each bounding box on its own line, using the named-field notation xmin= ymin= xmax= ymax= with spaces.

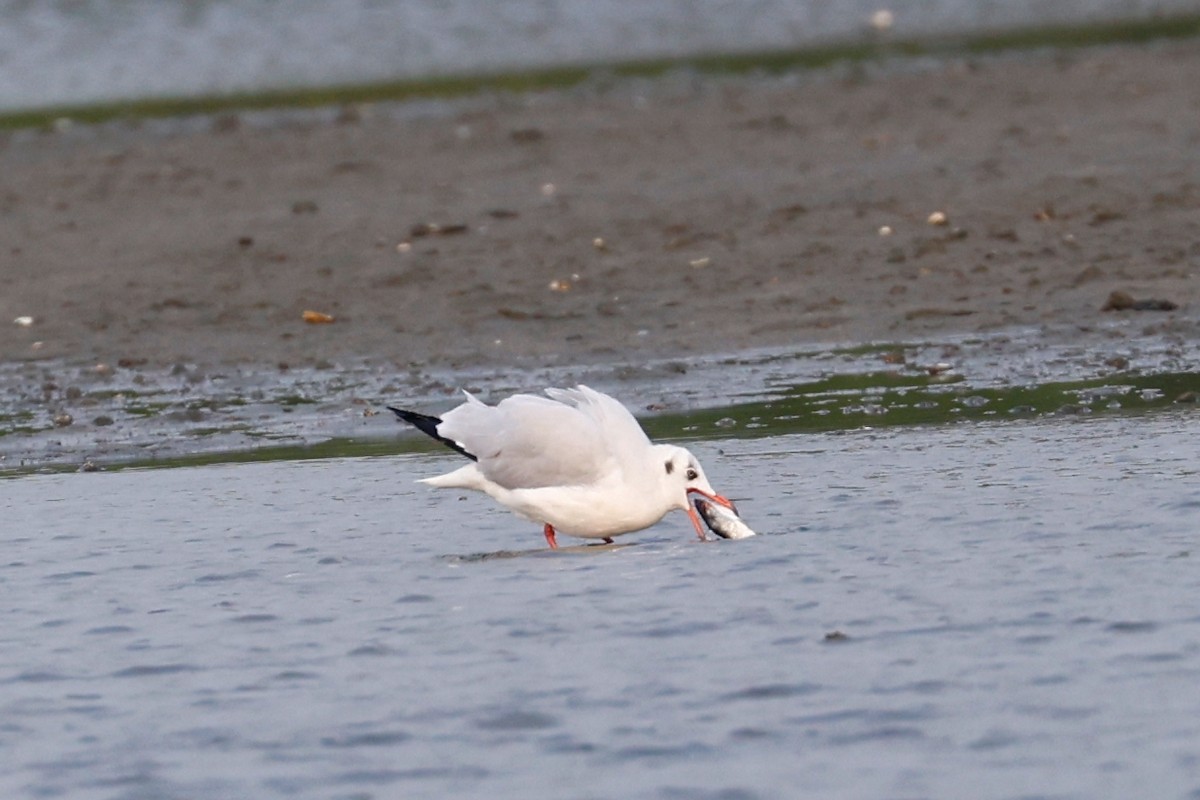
xmin=4 ymin=411 xmax=1200 ymax=799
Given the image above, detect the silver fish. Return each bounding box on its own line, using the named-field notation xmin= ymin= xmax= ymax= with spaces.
xmin=694 ymin=497 xmax=757 ymax=539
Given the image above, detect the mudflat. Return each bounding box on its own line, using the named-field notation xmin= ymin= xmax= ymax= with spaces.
xmin=2 ymin=41 xmax=1197 ymax=378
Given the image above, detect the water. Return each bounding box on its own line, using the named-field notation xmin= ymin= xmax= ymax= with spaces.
xmin=4 ymin=410 xmax=1199 ymax=799
xmin=1 ymin=0 xmax=1196 ymax=111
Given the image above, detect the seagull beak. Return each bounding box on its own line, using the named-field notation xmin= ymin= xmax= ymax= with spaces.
xmin=686 ymin=488 xmax=738 ymax=541
xmin=687 ymin=504 xmax=708 ymax=541
xmin=686 ymin=488 xmax=738 ymax=514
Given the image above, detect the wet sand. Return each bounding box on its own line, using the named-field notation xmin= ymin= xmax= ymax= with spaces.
xmin=2 ymin=40 xmax=1198 ymax=379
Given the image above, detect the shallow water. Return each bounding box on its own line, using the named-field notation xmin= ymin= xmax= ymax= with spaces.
xmin=3 ymin=410 xmax=1199 ymax=799
xmin=4 ymin=0 xmax=1196 ymax=111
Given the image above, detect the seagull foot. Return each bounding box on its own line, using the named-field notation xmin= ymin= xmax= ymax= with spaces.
xmin=543 ymin=524 xmax=559 ymax=550
xmin=603 ymin=537 xmax=614 ymax=544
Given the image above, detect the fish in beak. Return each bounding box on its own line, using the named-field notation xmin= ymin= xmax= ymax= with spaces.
xmin=686 ymin=488 xmax=755 ymax=540
xmin=691 ymin=494 xmax=757 ymax=540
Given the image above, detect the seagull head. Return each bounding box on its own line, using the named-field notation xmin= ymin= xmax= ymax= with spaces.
xmin=655 ymin=445 xmax=736 ymax=539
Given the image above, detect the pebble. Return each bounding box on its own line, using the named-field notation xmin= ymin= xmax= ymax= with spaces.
xmin=1102 ymin=290 xmax=1178 ymax=312
xmin=868 ymin=9 xmax=894 ymax=31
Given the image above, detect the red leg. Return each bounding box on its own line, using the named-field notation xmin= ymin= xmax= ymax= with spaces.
xmin=543 ymin=523 xmax=559 ymax=549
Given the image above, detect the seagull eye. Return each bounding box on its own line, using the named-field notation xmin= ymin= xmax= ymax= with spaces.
xmin=685 ymin=467 xmax=698 ymax=481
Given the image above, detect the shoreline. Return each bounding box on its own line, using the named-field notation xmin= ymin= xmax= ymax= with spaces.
xmin=3 ymin=321 xmax=1197 ymax=476
xmin=2 ymin=38 xmax=1198 ymax=468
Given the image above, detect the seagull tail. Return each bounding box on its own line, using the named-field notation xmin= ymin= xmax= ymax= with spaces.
xmin=387 ymin=406 xmax=478 ymax=462
xmin=419 ymin=464 xmax=481 ymax=489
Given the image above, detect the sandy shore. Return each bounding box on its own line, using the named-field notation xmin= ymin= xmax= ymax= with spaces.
xmin=3 ymin=40 xmax=1198 ymax=379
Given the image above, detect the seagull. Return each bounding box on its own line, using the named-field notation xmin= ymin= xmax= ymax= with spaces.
xmin=388 ymin=385 xmax=736 ymax=549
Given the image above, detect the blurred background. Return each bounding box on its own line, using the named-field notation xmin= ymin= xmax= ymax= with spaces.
xmin=1 ymin=0 xmax=1196 ymax=112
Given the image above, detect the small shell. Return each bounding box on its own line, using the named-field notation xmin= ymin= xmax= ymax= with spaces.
xmin=302 ymin=310 xmax=336 ymax=324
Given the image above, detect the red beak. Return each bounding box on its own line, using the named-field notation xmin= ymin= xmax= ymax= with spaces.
xmin=687 ymin=488 xmax=737 ymax=512
xmin=685 ymin=488 xmax=737 ymax=541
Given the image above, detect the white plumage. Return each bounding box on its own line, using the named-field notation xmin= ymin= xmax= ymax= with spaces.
xmin=391 ymin=385 xmax=736 ymax=548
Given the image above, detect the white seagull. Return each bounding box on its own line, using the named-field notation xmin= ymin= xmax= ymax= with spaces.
xmin=389 ymin=385 xmax=737 ymax=549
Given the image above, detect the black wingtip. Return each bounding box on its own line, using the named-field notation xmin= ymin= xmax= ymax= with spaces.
xmin=388 ymin=406 xmax=477 ymax=462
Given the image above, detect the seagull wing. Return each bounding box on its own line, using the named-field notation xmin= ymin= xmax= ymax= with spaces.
xmin=543 ymin=385 xmax=653 ymax=466
xmin=436 ymin=391 xmax=610 ymax=490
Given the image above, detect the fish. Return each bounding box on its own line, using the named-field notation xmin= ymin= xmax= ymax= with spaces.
xmin=693 ymin=497 xmax=757 ymax=540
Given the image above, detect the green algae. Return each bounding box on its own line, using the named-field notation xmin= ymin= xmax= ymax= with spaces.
xmin=640 ymin=371 xmax=1200 ymax=442
xmin=4 ymin=368 xmax=1194 ymax=478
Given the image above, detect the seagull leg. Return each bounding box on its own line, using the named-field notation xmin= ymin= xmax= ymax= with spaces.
xmin=603 ymin=537 xmax=614 ymax=544
xmin=543 ymin=523 xmax=559 ymax=550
